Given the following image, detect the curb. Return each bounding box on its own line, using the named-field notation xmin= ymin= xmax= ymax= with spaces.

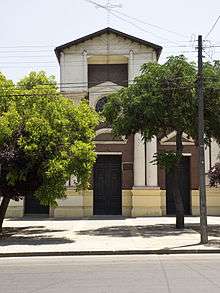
xmin=1 ymin=249 xmax=220 ymax=258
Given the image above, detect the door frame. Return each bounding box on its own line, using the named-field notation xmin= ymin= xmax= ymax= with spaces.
xmin=24 ymin=194 xmax=49 ymax=216
xmin=165 ymin=154 xmax=191 ymax=215
xmin=93 ymin=153 xmax=122 ymax=215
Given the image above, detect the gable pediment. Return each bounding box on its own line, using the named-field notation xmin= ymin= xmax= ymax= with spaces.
xmin=160 ymin=131 xmax=194 ymax=145
xmin=55 ymin=27 xmax=162 ymax=61
xmin=89 ymin=81 xmax=122 ymax=93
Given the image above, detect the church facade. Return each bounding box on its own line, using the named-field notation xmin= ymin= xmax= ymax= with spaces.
xmin=6 ymin=27 xmax=220 ymax=218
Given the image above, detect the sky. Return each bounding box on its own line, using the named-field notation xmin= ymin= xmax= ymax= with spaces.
xmin=0 ymin=0 xmax=219 ymax=82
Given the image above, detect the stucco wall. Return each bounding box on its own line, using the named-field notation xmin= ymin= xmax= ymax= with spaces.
xmin=4 ymin=188 xmax=220 ymax=218
xmin=95 ymin=135 xmax=134 ymax=189
xmin=5 ymin=199 xmax=24 ymax=218
xmin=60 ymin=32 xmax=156 ymax=94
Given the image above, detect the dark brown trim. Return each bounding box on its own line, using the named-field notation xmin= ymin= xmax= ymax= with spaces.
xmin=55 ymin=27 xmax=163 ymax=62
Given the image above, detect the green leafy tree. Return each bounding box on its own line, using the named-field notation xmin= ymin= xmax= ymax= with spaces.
xmin=17 ymin=70 xmax=56 ymax=90
xmin=103 ymin=56 xmax=220 ymax=229
xmin=0 ymin=72 xmax=99 ymax=232
xmin=209 ymin=162 xmax=220 ymax=187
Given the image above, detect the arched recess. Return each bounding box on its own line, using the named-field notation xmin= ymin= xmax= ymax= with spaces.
xmin=95 ymin=128 xmax=127 ymax=144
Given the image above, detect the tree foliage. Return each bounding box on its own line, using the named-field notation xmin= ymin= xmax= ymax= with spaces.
xmin=104 ymin=57 xmax=220 ymax=142
xmin=103 ymin=55 xmax=220 ymax=228
xmin=209 ymin=162 xmax=220 ymax=187
xmin=104 ymin=56 xmax=197 ymax=139
xmin=0 ymin=71 xmax=99 ymax=226
xmin=17 ymin=71 xmax=56 ymax=90
xmin=203 ymin=61 xmax=220 ymax=142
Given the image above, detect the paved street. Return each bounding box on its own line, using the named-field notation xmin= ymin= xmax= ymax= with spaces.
xmin=1 ymin=254 xmax=220 ymax=293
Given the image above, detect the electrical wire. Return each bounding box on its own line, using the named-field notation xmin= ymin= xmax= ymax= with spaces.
xmin=0 ymin=45 xmax=55 ymax=48
xmin=85 ymin=0 xmax=189 ymax=41
xmin=85 ymin=0 xmax=182 ymax=45
xmin=106 ymin=10 xmax=180 ymax=45
xmin=0 ymin=56 xmax=55 ymax=59
xmin=205 ymin=16 xmax=220 ymax=39
xmin=1 ymin=74 xmax=219 ymax=90
xmin=3 ymin=86 xmax=220 ymax=98
xmin=112 ymin=9 xmax=189 ymax=39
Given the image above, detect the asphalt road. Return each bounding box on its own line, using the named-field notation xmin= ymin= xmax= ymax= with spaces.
xmin=1 ymin=254 xmax=220 ymax=293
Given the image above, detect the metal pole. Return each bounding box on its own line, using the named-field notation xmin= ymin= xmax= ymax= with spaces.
xmin=198 ymin=35 xmax=208 ymax=244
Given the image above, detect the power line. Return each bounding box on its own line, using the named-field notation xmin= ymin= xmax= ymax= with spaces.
xmin=84 ymin=0 xmax=181 ymax=45
xmin=0 ymin=55 xmax=55 ymax=59
xmin=85 ymin=0 xmax=189 ymax=40
xmin=0 ymin=54 xmax=199 ymax=64
xmin=3 ymin=86 xmax=220 ymax=97
xmin=1 ymin=77 xmax=220 ymax=95
xmin=108 ymin=10 xmax=180 ymax=45
xmin=0 ymin=61 xmax=57 ymax=64
xmin=0 ymin=65 xmax=58 ymax=68
xmin=205 ymin=15 xmax=220 ymax=39
xmin=0 ymin=45 xmax=55 ymax=48
xmin=0 ymin=50 xmax=53 ymax=53
xmin=203 ymin=50 xmax=213 ymax=62
xmin=207 ymin=45 xmax=220 ymax=48
xmin=113 ymin=9 xmax=189 ymax=39
xmin=1 ymin=74 xmax=219 ymax=87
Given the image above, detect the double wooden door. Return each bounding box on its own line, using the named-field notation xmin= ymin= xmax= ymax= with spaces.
xmin=25 ymin=193 xmax=49 ymax=215
xmin=166 ymin=157 xmax=191 ymax=215
xmin=93 ymin=155 xmax=122 ymax=215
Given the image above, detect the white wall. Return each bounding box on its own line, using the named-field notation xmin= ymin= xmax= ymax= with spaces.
xmin=60 ymin=33 xmax=157 ymax=96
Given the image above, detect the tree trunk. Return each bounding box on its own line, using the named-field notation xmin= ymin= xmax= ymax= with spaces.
xmin=0 ymin=197 xmax=10 ymax=233
xmin=172 ymin=130 xmax=185 ymax=229
xmin=172 ymin=167 xmax=185 ymax=228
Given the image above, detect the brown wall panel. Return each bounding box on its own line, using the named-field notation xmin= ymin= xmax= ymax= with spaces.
xmin=157 ymin=143 xmax=199 ymax=190
xmin=88 ymin=64 xmax=128 ymax=87
xmin=95 ymin=135 xmax=134 ymax=189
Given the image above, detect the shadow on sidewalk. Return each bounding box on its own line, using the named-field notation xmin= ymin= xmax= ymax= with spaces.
xmin=77 ymin=224 xmax=195 ymax=238
xmin=0 ymin=226 xmax=74 ymax=246
xmin=76 ymin=223 xmax=220 ymax=247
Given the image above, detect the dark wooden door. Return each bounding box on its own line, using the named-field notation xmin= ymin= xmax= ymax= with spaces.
xmin=166 ymin=156 xmax=191 ymax=215
xmin=94 ymin=155 xmax=122 ymax=215
xmin=25 ymin=193 xmax=49 ymax=215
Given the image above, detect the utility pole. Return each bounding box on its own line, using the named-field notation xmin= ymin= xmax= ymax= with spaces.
xmin=197 ymin=35 xmax=208 ymax=244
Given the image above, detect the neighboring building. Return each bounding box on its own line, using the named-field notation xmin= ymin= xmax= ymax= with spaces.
xmin=6 ymin=27 xmax=220 ymax=218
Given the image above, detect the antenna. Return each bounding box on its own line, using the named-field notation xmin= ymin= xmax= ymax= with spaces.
xmin=104 ymin=0 xmax=122 ymax=26
xmin=85 ymin=0 xmax=122 ymax=26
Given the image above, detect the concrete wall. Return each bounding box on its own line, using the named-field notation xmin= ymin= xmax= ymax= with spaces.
xmin=53 ymin=189 xmax=84 ymax=218
xmin=192 ymin=188 xmax=220 ymax=216
xmin=4 ymin=188 xmax=220 ymax=218
xmin=60 ymin=32 xmax=156 ymax=95
xmin=52 ymin=189 xmax=133 ymax=218
xmin=131 ymin=188 xmax=162 ymax=217
xmin=5 ymin=199 xmax=24 ymax=218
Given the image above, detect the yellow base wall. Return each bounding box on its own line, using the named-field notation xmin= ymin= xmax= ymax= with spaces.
xmin=192 ymin=188 xmax=220 ymax=216
xmin=131 ymin=188 xmax=163 ymax=217
xmin=5 ymin=187 xmax=220 ymax=218
xmin=53 ymin=189 xmax=89 ymax=218
xmin=122 ymin=190 xmax=132 ymax=217
xmin=5 ymin=199 xmax=24 ymax=218
xmin=52 ymin=189 xmax=133 ymax=218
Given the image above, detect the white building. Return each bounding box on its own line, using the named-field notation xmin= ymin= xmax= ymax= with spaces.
xmin=7 ymin=27 xmax=220 ymax=218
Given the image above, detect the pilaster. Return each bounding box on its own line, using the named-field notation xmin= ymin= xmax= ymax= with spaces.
xmin=133 ymin=132 xmax=145 ymax=187
xmin=82 ymin=50 xmax=88 ymax=89
xmin=146 ymin=136 xmax=158 ymax=187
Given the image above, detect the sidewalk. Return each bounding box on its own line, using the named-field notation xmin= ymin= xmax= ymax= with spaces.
xmin=1 ymin=216 xmax=220 ymax=257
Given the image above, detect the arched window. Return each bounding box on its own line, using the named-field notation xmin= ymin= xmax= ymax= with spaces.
xmin=95 ymin=96 xmax=108 ymax=112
